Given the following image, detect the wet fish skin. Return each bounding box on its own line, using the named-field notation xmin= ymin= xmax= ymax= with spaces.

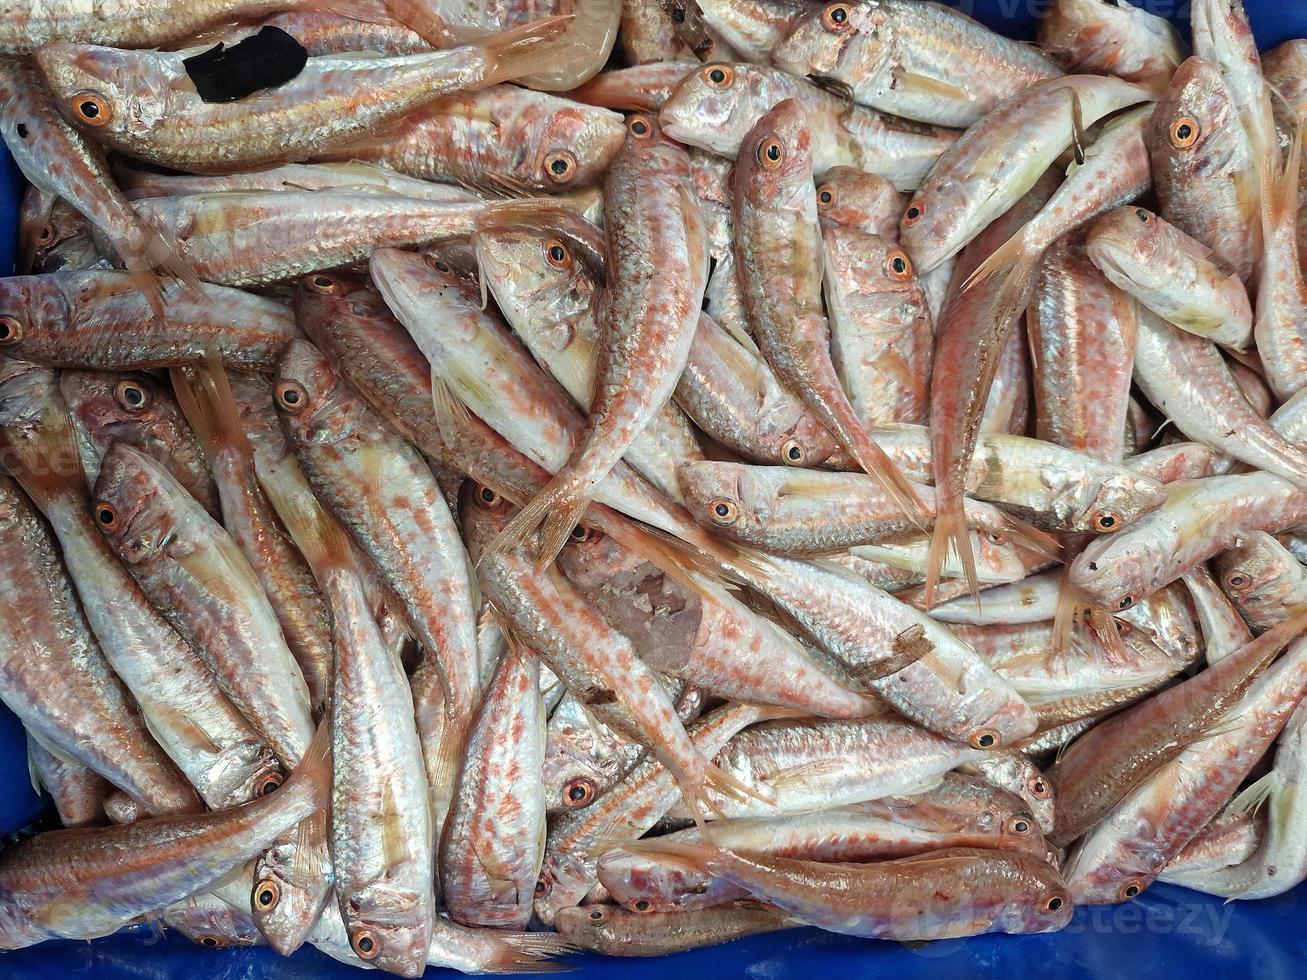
xmin=555 ymin=902 xmax=799 ymax=956
xmin=1216 ymin=531 xmax=1307 ymax=634
xmin=25 ymin=737 xmax=111 ymax=828
xmin=1037 ymin=0 xmax=1187 ymax=85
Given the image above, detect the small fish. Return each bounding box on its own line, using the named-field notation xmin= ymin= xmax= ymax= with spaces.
xmin=1086 ymin=206 xmax=1253 ymax=350
xmin=1216 ymin=532 xmax=1307 ymax=635
xmin=1037 ymin=0 xmax=1187 ymax=86
xmin=816 ymin=166 xmax=906 ymax=240
xmin=162 ymin=886 xmax=267 ymax=949
xmin=773 ymin=0 xmax=1061 ymax=127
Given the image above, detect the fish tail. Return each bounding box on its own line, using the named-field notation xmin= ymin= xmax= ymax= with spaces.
xmin=844 ymin=423 xmax=930 ymax=531
xmin=479 ymin=14 xmax=574 ymax=86
xmin=962 ymin=236 xmax=1042 ymax=354
xmin=484 ymin=472 xmax=587 ymax=570
xmin=261 ymin=472 xmax=353 ymax=580
xmin=1261 ymin=114 xmax=1302 ymax=237
xmin=138 ymin=222 xmax=205 ymax=294
xmin=923 ymin=489 xmax=979 ymax=608
xmin=1049 ymin=568 xmax=1083 ymax=659
xmin=477 ymin=932 xmax=582 ymax=973
xmin=170 ymin=358 xmax=252 ymax=463
xmin=617 ymin=837 xmax=722 ymax=871
xmin=284 ymin=718 xmax=333 ymax=812
xmin=707 ymin=762 xmax=770 ymax=808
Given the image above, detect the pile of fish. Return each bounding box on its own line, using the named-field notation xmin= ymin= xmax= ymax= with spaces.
xmin=0 ymin=0 xmax=1304 ymax=972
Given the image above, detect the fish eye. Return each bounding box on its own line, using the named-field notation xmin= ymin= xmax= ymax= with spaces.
xmin=703 ymin=65 xmax=734 ymax=88
xmin=822 ymin=3 xmax=853 ymax=30
xmin=1091 ymin=510 xmax=1121 ymax=532
xmin=969 ymin=728 xmax=998 ymax=749
xmin=306 ymin=273 xmax=338 ymax=294
xmin=757 ymin=136 xmax=785 ymax=169
xmin=94 ymin=502 xmax=120 ymax=532
xmin=1117 ymin=595 xmax=1134 ymax=610
xmin=886 ymin=248 xmax=913 ymax=281
xmin=589 ymin=909 xmax=607 ymax=920
xmin=113 ymin=379 xmax=152 ymax=412
xmin=71 ymin=91 xmax=112 ymax=126
xmin=545 ymin=238 xmax=571 ymax=269
xmin=781 ymin=438 xmax=806 ymax=465
xmin=197 ymin=935 xmax=224 ymax=948
xmin=1134 ymin=208 xmax=1152 ymax=223
xmin=475 ymin=485 xmax=504 ymax=509
xmin=275 ymin=381 xmax=308 ymax=414
xmin=1029 ymin=776 xmax=1050 ymax=799
xmin=628 ymin=114 xmax=654 ymax=138
xmin=1007 ymin=816 xmax=1032 ymax=835
xmin=253 ymin=879 xmax=281 ymax=910
xmin=707 ymin=496 xmax=739 ymax=526
xmin=37 ymin=224 xmax=54 ymax=243
xmin=569 ymin=524 xmax=595 ymax=543
xmin=545 ymin=150 xmax=577 ymax=184
xmin=1118 ymin=880 xmax=1143 ymax=901
xmin=535 ymin=872 xmax=554 ymax=897
xmin=816 ymin=185 xmax=836 ymax=209
xmin=256 ymin=771 xmax=283 ymax=797
xmin=350 ymin=927 xmax=381 ymax=960
xmin=1170 ymin=116 xmax=1200 ymax=149
xmin=985 ymin=532 xmax=1007 ymax=545
xmin=903 ymin=200 xmax=925 ymax=226
xmin=562 ymin=776 xmax=598 ymax=808
xmin=1043 ymin=890 xmax=1068 ymax=913
xmin=631 ymin=899 xmax=653 ymax=912
xmin=1225 ymin=572 xmax=1249 ymax=590
xmin=0 ymin=315 xmax=23 ymax=345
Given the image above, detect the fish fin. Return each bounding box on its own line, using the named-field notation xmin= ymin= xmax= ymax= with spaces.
xmin=1262 ymin=112 xmax=1302 ymax=236
xmin=844 ymin=423 xmax=930 ymax=531
xmin=1049 ymin=566 xmax=1083 ymax=661
xmin=24 ymin=737 xmax=44 ymax=796
xmin=617 ymin=837 xmax=721 ymax=869
xmin=924 ymin=491 xmax=979 ymax=609
xmin=761 ymin=757 xmax=845 ymax=792
xmin=891 ymin=66 xmax=973 ymax=103
xmin=132 ymin=222 xmax=206 ymax=297
xmin=484 ymin=472 xmax=584 ymax=570
xmin=712 ymin=311 xmax=762 ymax=358
xmin=707 ymin=762 xmax=771 ymax=808
xmin=1227 ymin=770 xmax=1279 ymax=818
xmin=170 ymin=357 xmax=251 ymax=463
xmin=465 ymin=930 xmax=581 ymax=974
xmin=1069 ymin=89 xmax=1086 ymax=166
xmin=430 ymin=371 xmax=476 ymax=437
xmin=599 ymin=516 xmax=733 ymax=604
xmin=293 ymin=808 xmax=329 ymax=883
xmin=0 ymin=387 xmax=86 ymax=509
xmin=1086 ymin=605 xmax=1134 ymax=667
xmin=995 ymin=512 xmax=1062 ymax=562
xmin=478 ymin=15 xmax=575 ymax=87
xmin=285 ymin=718 xmax=333 ymax=812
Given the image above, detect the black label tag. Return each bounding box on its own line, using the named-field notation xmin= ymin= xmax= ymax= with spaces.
xmin=183 ymin=26 xmax=309 ymax=104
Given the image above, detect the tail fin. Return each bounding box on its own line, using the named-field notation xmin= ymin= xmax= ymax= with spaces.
xmin=923 ymin=489 xmax=979 ymax=608
xmin=996 ymin=512 xmax=1062 ymax=562
xmin=844 ymin=421 xmax=930 ymax=532
xmin=120 ymin=225 xmax=205 ymax=317
xmin=170 ymin=358 xmax=252 ymax=465
xmin=1049 ymin=566 xmax=1082 ymax=660
xmin=484 ymin=471 xmax=587 ymax=571
xmin=471 ymin=930 xmax=582 ymax=974
xmin=960 ymin=233 xmax=1043 ymax=369
xmin=479 ymin=15 xmax=574 ymax=87
xmin=261 ymin=470 xmax=353 ymax=582
xmin=1261 ymin=113 xmax=1302 ymax=242
xmin=284 ymin=718 xmax=333 ymax=812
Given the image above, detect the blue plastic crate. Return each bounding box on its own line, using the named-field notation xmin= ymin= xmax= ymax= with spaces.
xmin=1 ymin=2 xmax=1304 ymax=976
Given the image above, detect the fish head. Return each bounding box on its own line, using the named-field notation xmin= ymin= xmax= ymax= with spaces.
xmin=676 ymin=460 xmax=753 ymax=537
xmin=340 ymin=882 xmax=431 ymax=977
xmin=733 ymin=98 xmax=816 ymax=212
xmin=990 ymin=855 xmax=1076 ymax=934
xmin=0 ymin=359 xmax=61 ymax=431
xmin=0 ymin=274 xmax=74 ymax=363
xmin=772 ymin=1 xmax=892 ymax=84
xmin=1214 ymin=530 xmax=1283 ymax=601
xmin=16 ymin=186 xmax=56 ymax=276
xmin=1117 ymin=581 xmax=1202 ymax=668
xmin=1068 ymin=520 xmax=1167 ymax=615
xmin=522 ymin=102 xmax=625 ymax=190
xmin=815 ymin=166 xmax=904 ymax=235
xmin=552 ymin=904 xmax=615 ymax=949
xmin=821 ymin=222 xmax=920 ymax=296
xmin=91 ymin=442 xmax=193 ymax=564
xmin=250 ymin=834 xmax=332 ymax=956
xmin=472 ymin=224 xmax=598 ymax=345
xmin=458 ymin=481 xmax=516 ymax=563
xmin=595 ymin=847 xmax=710 ymax=912
xmin=32 ymin=42 xmax=163 ymax=143
xmin=660 ymin=63 xmax=784 ymax=156
xmin=1062 ymin=806 xmax=1171 ymax=906
xmin=532 ymin=845 xmax=593 ymax=926
xmin=1085 ymin=205 xmax=1166 ymax=280
xmin=162 ymin=894 xmax=265 ymax=949
xmin=1080 ymin=469 xmax=1168 ymax=535
xmin=273 ymin=338 xmax=366 ymax=448
xmin=1150 ymin=56 xmax=1244 ymax=187
xmin=59 ymin=370 xmax=180 ymax=461
xmin=292 ymin=271 xmax=381 ymax=341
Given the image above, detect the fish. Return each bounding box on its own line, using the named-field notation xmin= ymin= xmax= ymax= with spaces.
xmin=554 ymin=902 xmax=799 ymax=956
xmin=1254 ymin=124 xmax=1307 ymax=400
xmin=1217 ymin=532 xmax=1307 ymax=634
xmin=439 ymin=640 xmax=547 ymax=929
xmin=263 ymin=475 xmax=435 ymax=978
xmin=1129 ymin=311 xmax=1307 ymax=487
xmin=0 ymin=57 xmax=197 ymax=314
xmin=1037 ymin=0 xmax=1188 ymax=86
xmin=273 ymin=339 xmax=479 ymax=829
xmin=315 ymin=86 xmax=626 ymax=192
xmin=25 ymin=738 xmax=110 ymax=829
xmin=0 ymin=270 xmax=297 ymax=372
xmin=567 ymin=62 xmax=698 ymax=112
xmin=162 ymin=883 xmax=267 ymax=949
xmin=1148 ymin=57 xmax=1261 ymax=284
xmin=734 ymin=97 xmax=925 ymax=525
xmin=615 ymin=841 xmax=1072 ymax=940
xmin=0 ymin=360 xmax=279 ymax=810
xmin=33 ymin=21 xmax=572 ymax=172
xmin=660 ymin=62 xmax=957 ymax=192
xmin=93 ymin=443 xmax=315 ymax=769
xmin=486 ymin=115 xmax=708 ymax=566
xmin=0 ymin=724 xmax=330 ymax=949
xmin=116 ymin=160 xmax=481 ymax=202
xmin=1086 ymin=206 xmax=1253 ymax=350
xmin=1181 ymin=564 xmax=1254 ymax=664
xmin=1191 ymin=0 xmax=1278 ymax=173
xmin=816 ymin=166 xmax=906 ymax=240
xmin=772 ymin=0 xmax=1061 ymax=127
